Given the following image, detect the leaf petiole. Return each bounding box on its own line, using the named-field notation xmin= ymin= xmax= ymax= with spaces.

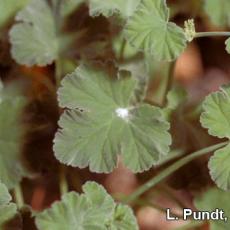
xmin=195 ymin=31 xmax=230 ymax=38
xmin=123 ymin=141 xmax=229 ymax=204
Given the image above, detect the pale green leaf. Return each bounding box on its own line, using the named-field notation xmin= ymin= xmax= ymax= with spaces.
xmin=124 ymin=0 xmax=186 ymax=61
xmin=110 ymin=204 xmax=138 ymax=230
xmin=9 ymin=0 xmax=58 ymax=66
xmin=0 ymin=83 xmax=27 ymax=189
xmin=54 ymin=65 xmax=171 ymax=173
xmin=89 ymin=0 xmax=141 ymax=18
xmin=208 ymin=144 xmax=230 ymax=190
xmin=0 ymin=182 xmax=18 ymax=227
xmin=35 ymin=181 xmax=138 ymax=230
xmin=204 ymin=0 xmax=230 ymax=27
xmin=195 ymin=188 xmax=230 ymax=230
xmin=0 ymin=0 xmax=29 ymax=28
xmin=200 ymin=85 xmax=230 ymax=139
xmin=121 ymin=105 xmax=171 ymax=172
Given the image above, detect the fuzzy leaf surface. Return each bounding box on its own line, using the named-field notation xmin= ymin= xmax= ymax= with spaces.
xmin=208 ymin=144 xmax=230 ymax=190
xmin=9 ymin=0 xmax=58 ymax=66
xmin=195 ymin=188 xmax=230 ymax=229
xmin=54 ymin=65 xmax=171 ymax=173
xmin=200 ymin=85 xmax=230 ymax=139
xmin=124 ymin=0 xmax=186 ymax=61
xmin=35 ymin=182 xmax=138 ymax=230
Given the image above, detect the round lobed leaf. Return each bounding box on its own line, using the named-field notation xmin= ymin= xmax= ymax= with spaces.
xmin=9 ymin=0 xmax=58 ymax=66
xmin=54 ymin=65 xmax=171 ymax=173
xmin=35 ymin=181 xmax=138 ymax=230
xmin=200 ymin=85 xmax=230 ymax=139
xmin=208 ymin=144 xmax=230 ymax=191
xmin=124 ymin=0 xmax=187 ymax=61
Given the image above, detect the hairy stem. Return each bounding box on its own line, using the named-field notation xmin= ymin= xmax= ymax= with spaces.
xmin=123 ymin=141 xmax=229 ymax=204
xmin=14 ymin=184 xmax=24 ymax=209
xmin=195 ymin=31 xmax=230 ymax=38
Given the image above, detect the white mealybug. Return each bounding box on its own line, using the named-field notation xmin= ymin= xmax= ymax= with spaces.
xmin=115 ymin=108 xmax=129 ymax=120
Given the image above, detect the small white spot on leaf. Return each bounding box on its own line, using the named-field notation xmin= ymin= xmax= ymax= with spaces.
xmin=115 ymin=108 xmax=129 ymax=120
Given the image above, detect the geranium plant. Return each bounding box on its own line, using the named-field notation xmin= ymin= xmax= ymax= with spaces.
xmin=1 ymin=0 xmax=230 ymax=229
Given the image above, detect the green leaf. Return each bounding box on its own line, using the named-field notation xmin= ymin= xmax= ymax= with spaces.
xmin=0 ymin=182 xmax=18 ymax=227
xmin=208 ymin=144 xmax=230 ymax=190
xmin=89 ymin=0 xmax=141 ymax=18
xmin=0 ymin=0 xmax=29 ymax=28
xmin=35 ymin=181 xmax=138 ymax=230
xmin=195 ymin=188 xmax=230 ymax=230
xmin=9 ymin=0 xmax=58 ymax=66
xmin=0 ymin=82 xmax=27 ymax=189
xmin=54 ymin=65 xmax=171 ymax=173
xmin=124 ymin=0 xmax=186 ymax=61
xmin=200 ymin=85 xmax=230 ymax=139
xmin=204 ymin=0 xmax=230 ymax=27
xmin=111 ymin=204 xmax=138 ymax=230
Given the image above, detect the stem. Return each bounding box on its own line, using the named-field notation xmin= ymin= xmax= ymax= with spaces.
xmin=162 ymin=61 xmax=176 ymax=106
xmin=59 ymin=165 xmax=68 ymax=196
xmin=119 ymin=39 xmax=127 ymax=61
xmin=123 ymin=141 xmax=229 ymax=204
xmin=14 ymin=184 xmax=24 ymax=209
xmin=195 ymin=31 xmax=230 ymax=38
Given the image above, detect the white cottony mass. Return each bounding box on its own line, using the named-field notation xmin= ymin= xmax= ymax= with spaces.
xmin=115 ymin=108 xmax=129 ymax=120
